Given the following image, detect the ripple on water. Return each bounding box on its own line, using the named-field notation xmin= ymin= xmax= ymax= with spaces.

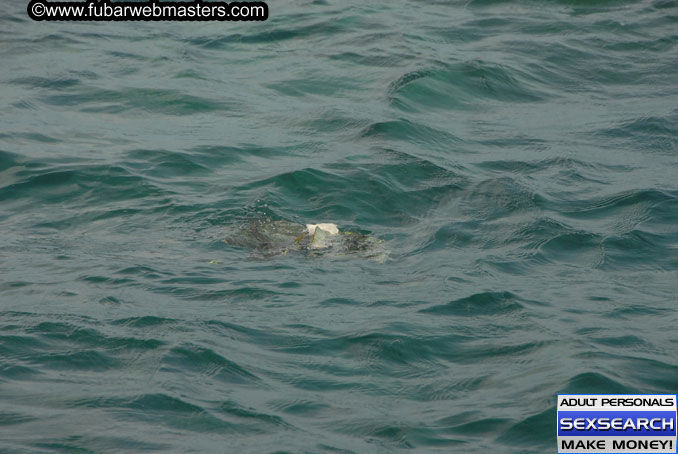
xmin=388 ymin=60 xmax=549 ymax=113
xmin=419 ymin=291 xmax=529 ymax=317
xmin=596 ymin=113 xmax=678 ymax=154
xmin=162 ymin=344 xmax=260 ymax=384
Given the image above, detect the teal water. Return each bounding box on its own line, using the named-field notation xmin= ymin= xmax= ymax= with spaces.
xmin=1 ymin=0 xmax=678 ymax=452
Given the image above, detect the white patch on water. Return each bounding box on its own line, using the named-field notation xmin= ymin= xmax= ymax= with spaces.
xmin=306 ymin=223 xmax=339 ymax=235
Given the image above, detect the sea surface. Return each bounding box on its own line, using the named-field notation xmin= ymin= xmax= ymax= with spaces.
xmin=1 ymin=0 xmax=678 ymax=452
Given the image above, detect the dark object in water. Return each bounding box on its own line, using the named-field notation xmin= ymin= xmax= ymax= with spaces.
xmin=223 ymin=219 xmax=386 ymax=261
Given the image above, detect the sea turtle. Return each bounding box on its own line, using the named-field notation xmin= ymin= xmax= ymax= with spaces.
xmin=222 ymin=219 xmax=387 ymax=261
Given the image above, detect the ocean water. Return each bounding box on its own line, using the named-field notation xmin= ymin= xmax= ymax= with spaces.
xmin=1 ymin=0 xmax=677 ymax=452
